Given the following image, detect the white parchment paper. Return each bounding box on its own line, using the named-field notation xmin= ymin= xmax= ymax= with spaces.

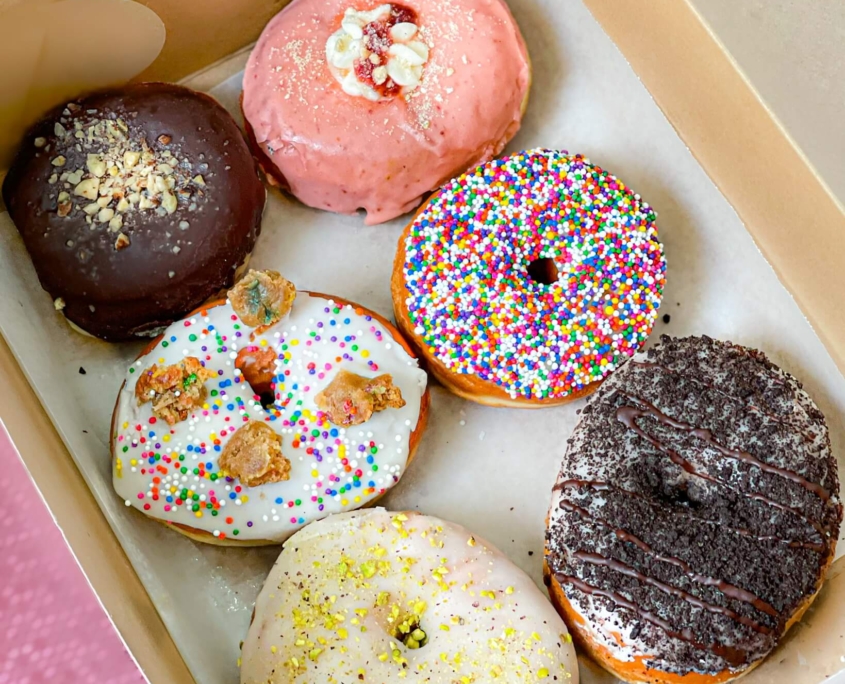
xmin=1 ymin=1 xmax=844 ymax=682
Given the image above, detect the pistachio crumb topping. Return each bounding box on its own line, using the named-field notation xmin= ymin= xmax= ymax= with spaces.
xmin=243 ymin=511 xmax=575 ymax=682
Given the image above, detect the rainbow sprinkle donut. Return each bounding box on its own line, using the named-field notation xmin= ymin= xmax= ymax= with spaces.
xmin=391 ymin=149 xmax=666 ymax=407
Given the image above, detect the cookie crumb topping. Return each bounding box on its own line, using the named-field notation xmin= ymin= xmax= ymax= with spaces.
xmin=218 ymin=420 xmax=291 ymax=487
xmin=315 ymin=369 xmax=405 ymax=426
xmin=228 ymin=269 xmax=296 ymax=330
xmin=135 ymin=356 xmax=215 ymax=425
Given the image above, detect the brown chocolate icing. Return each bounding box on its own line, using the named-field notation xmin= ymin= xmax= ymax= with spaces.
xmin=546 ymin=335 xmax=842 ymax=677
xmin=2 ymin=83 xmax=265 ymax=341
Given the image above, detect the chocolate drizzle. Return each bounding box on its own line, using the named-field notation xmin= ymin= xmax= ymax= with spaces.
xmin=546 ymin=335 xmax=842 ymax=677
xmin=571 ymin=551 xmax=772 ymax=635
xmin=631 ymin=359 xmax=824 ymax=440
xmin=555 ymin=573 xmax=750 ymax=667
xmin=556 ymin=487 xmax=779 ymax=616
xmin=616 ymin=394 xmax=831 ymax=502
xmin=615 ymin=404 xmax=831 ymax=543
xmin=554 ymin=479 xmax=825 ymax=552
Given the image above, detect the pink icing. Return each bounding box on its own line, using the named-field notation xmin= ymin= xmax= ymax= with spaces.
xmin=243 ymin=0 xmax=530 ymax=225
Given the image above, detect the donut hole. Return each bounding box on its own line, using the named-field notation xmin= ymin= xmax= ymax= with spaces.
xmin=235 ymin=347 xmax=278 ymax=409
xmin=391 ymin=614 xmax=429 ymax=650
xmin=258 ymin=390 xmax=277 ymax=410
xmin=527 ymin=257 xmax=559 ymax=286
xmin=653 ymin=477 xmax=707 ymax=511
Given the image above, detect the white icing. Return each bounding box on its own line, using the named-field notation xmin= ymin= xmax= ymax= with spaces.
xmin=112 ymin=293 xmax=427 ymax=542
xmin=241 ymin=509 xmax=580 ymax=683
xmin=325 ymin=4 xmax=429 ymax=101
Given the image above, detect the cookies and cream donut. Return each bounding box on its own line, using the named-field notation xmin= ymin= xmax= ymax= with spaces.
xmin=545 ymin=335 xmax=842 ymax=683
xmin=111 ymin=271 xmax=429 ymax=545
xmin=242 ymin=0 xmax=530 ymax=224
xmin=391 ymin=149 xmax=667 ymax=407
xmin=2 ymin=83 xmax=265 ymax=341
xmin=241 ymin=509 xmax=580 ymax=683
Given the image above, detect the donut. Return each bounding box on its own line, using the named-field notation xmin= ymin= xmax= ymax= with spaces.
xmin=111 ymin=270 xmax=429 ymax=545
xmin=241 ymin=0 xmax=530 ymax=225
xmin=544 ymin=335 xmax=842 ymax=683
xmin=240 ymin=508 xmax=580 ymax=683
xmin=391 ymin=149 xmax=667 ymax=407
xmin=2 ymin=83 xmax=265 ymax=342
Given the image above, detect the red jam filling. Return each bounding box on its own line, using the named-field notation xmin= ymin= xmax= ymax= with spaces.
xmin=354 ymin=3 xmax=419 ymax=98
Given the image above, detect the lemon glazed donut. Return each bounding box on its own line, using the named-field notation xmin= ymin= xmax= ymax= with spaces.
xmin=241 ymin=509 xmax=580 ymax=683
xmin=391 ymin=149 xmax=667 ymax=407
xmin=545 ymin=335 xmax=842 ymax=684
xmin=111 ymin=271 xmax=429 ymax=545
xmin=241 ymin=0 xmax=530 ymax=224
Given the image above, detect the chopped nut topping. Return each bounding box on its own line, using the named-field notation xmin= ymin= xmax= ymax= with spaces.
xmin=115 ymin=232 xmax=130 ymax=250
xmin=218 ymin=421 xmax=291 ymax=487
xmin=65 ymin=169 xmax=83 ymax=185
xmin=57 ymin=200 xmax=72 ymax=217
xmin=74 ymin=178 xmax=99 ymax=199
xmin=54 ymin=297 xmax=66 ymax=311
xmin=86 ymin=153 xmax=107 ymax=177
xmin=315 ymin=370 xmax=405 ymax=426
xmin=43 ymin=105 xmax=209 ymax=238
xmin=161 ymin=189 xmax=177 ymax=214
xmin=134 ymin=357 xmax=215 ymax=425
xmin=228 ymin=270 xmax=296 ymax=329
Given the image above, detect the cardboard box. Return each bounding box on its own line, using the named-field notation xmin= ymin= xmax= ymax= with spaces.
xmin=1 ymin=0 xmax=844 ymax=682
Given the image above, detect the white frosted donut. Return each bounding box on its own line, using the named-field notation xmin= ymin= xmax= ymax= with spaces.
xmin=241 ymin=509 xmax=580 ymax=683
xmin=111 ymin=292 xmax=428 ymax=545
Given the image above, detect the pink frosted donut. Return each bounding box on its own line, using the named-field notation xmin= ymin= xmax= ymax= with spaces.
xmin=242 ymin=0 xmax=531 ymax=225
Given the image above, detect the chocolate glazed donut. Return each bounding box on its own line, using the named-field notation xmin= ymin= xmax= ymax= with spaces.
xmin=2 ymin=83 xmax=265 ymax=342
xmin=545 ymin=335 xmax=842 ymax=684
